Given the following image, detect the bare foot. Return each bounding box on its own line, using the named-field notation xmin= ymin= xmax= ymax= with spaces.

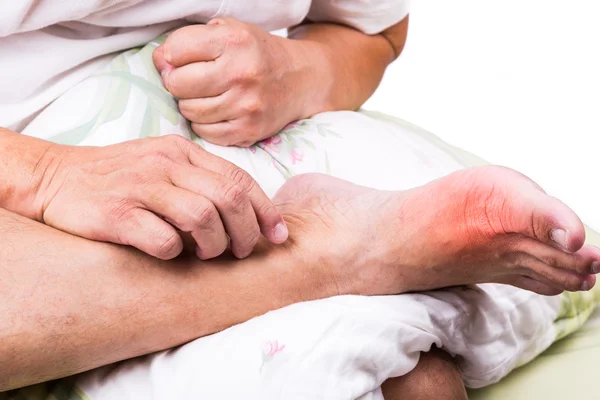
xmin=382 ymin=348 xmax=467 ymax=400
xmin=274 ymin=166 xmax=599 ymax=296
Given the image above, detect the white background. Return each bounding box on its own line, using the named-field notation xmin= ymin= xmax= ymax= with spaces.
xmin=364 ymin=0 xmax=600 ymax=230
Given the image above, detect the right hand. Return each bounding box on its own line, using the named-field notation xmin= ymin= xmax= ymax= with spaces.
xmin=34 ymin=135 xmax=288 ymax=260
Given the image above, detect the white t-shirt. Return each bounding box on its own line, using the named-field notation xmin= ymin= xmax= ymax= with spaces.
xmin=0 ymin=0 xmax=409 ymax=132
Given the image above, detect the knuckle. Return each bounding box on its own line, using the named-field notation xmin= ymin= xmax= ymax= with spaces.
xmin=236 ymin=64 xmax=263 ymax=85
xmin=226 ymin=26 xmax=252 ymax=47
xmin=162 ymin=134 xmax=186 ymax=145
xmin=241 ymin=97 xmax=263 ymax=114
xmin=163 ymin=134 xmax=189 ymax=152
xmin=178 ymin=101 xmax=197 ymax=120
xmin=190 ymin=202 xmax=219 ymax=228
xmin=152 ymin=150 xmax=173 ymax=164
xmin=226 ymin=165 xmax=254 ymax=191
xmin=108 ymin=200 xmax=137 ymax=224
xmin=162 ymin=72 xmax=176 ymax=92
xmin=156 ymin=232 xmax=181 ymax=259
xmin=163 ymin=74 xmax=184 ymax=97
xmin=256 ymin=199 xmax=277 ymax=218
xmin=219 ymin=182 xmax=247 ymax=210
xmin=127 ymin=170 xmax=152 ymax=186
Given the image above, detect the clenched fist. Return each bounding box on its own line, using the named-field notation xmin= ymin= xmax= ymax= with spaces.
xmin=153 ymin=18 xmax=325 ymax=147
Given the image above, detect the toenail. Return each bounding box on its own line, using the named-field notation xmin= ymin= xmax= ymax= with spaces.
xmin=551 ymin=229 xmax=568 ymax=250
xmin=592 ymin=261 xmax=600 ymax=274
xmin=581 ymin=281 xmax=590 ymax=291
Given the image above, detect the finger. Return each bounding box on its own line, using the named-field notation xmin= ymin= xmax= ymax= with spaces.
xmin=170 ymin=165 xmax=261 ymax=258
xmin=163 ymin=24 xmax=227 ymax=66
xmin=152 ymin=44 xmax=175 ymax=76
xmin=184 ymin=147 xmax=288 ymax=244
xmin=163 ymin=61 xmax=226 ymax=99
xmin=190 ymin=121 xmax=247 ymax=147
xmin=114 ymin=208 xmax=183 ymax=260
xmin=179 ymin=94 xmax=237 ymax=125
xmin=139 ymin=184 xmax=229 ymax=260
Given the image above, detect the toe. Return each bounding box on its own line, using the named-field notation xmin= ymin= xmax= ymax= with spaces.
xmin=498 ymin=275 xmax=563 ymax=296
xmin=517 ymin=239 xmax=600 ymax=275
xmin=463 ymin=166 xmax=586 ymax=253
xmin=519 ymin=254 xmax=591 ymax=292
xmin=527 ymin=193 xmax=585 ymax=253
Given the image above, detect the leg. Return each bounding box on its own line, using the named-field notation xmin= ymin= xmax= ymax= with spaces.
xmin=0 ymin=207 xmax=337 ymax=391
xmin=382 ymin=348 xmax=467 ymax=400
xmin=71 ymin=170 xmax=599 ymax=399
xmin=274 ymin=169 xmax=599 ymax=295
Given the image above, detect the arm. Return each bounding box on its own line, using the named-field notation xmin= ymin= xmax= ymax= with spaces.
xmin=153 ymin=17 xmax=409 ymax=147
xmin=0 ymin=128 xmax=51 ymax=220
xmin=0 ymin=128 xmax=287 ymax=260
xmin=288 ymin=17 xmax=409 ymax=116
xmin=0 ymin=206 xmax=334 ymax=390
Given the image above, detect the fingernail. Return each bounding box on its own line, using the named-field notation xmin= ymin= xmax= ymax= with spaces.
xmin=273 ymin=222 xmax=288 ymax=243
xmin=551 ymin=229 xmax=568 ymax=250
xmin=161 ymin=64 xmax=175 ymax=80
xmin=581 ymin=280 xmax=590 ymax=291
xmin=161 ymin=68 xmax=170 ymax=80
xmin=591 ymin=261 xmax=600 ymax=274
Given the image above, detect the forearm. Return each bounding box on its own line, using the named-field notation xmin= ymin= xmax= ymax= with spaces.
xmin=0 ymin=208 xmax=332 ymax=390
xmin=0 ymin=128 xmax=55 ymax=220
xmin=288 ymin=17 xmax=409 ymax=115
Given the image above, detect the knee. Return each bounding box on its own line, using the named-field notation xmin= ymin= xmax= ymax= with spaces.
xmin=382 ymin=348 xmax=467 ymax=400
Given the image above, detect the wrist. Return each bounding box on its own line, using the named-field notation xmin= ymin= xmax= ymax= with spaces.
xmin=0 ymin=130 xmax=64 ymax=221
xmin=280 ymin=36 xmax=336 ymax=120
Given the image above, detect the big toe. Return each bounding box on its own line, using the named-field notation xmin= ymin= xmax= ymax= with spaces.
xmin=492 ymin=169 xmax=586 ymax=252
xmin=528 ymin=192 xmax=586 ymax=252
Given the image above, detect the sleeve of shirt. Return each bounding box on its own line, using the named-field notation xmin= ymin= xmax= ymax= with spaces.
xmin=307 ymin=0 xmax=410 ymax=34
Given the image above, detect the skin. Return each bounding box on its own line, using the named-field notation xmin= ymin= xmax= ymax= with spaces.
xmin=275 ymin=170 xmax=598 ymax=296
xmin=2 ymin=14 xmax=595 ymax=396
xmin=0 ymin=130 xmax=287 ymax=260
xmin=152 ymin=17 xmax=409 ymax=146
xmin=3 ymin=165 xmax=598 ymax=391
xmin=0 ymin=206 xmax=330 ymax=391
xmin=382 ymin=348 xmax=468 ymax=400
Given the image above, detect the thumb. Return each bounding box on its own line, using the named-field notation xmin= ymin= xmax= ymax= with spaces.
xmin=152 ymin=44 xmax=175 ymax=78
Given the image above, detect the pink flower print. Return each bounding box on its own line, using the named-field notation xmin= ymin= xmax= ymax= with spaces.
xmin=262 ymin=136 xmax=281 ymax=146
xmin=260 ymin=340 xmax=286 ymax=372
xmin=290 ymin=148 xmax=304 ymax=165
xmin=262 ymin=340 xmax=285 ymax=356
xmin=248 ymin=146 xmax=257 ymax=154
xmin=261 ymin=136 xmax=282 ymax=153
xmin=261 ymin=136 xmax=281 ymax=147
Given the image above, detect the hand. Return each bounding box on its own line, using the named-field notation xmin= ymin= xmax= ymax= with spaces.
xmin=36 ymin=135 xmax=288 ymax=260
xmin=153 ymin=18 xmax=324 ymax=147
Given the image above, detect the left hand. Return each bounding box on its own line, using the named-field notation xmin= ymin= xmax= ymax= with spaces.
xmin=153 ymin=18 xmax=322 ymax=147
